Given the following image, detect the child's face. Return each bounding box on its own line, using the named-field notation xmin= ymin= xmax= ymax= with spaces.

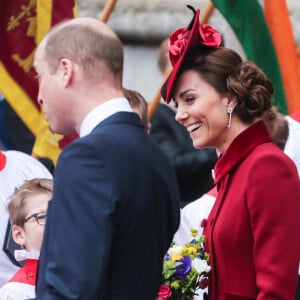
xmin=19 ymin=193 xmax=50 ymax=252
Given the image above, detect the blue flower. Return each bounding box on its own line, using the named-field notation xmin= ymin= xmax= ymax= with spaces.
xmin=159 ymin=230 xmax=210 ymax=299
xmin=165 ymin=253 xmax=171 ymax=261
xmin=175 ymin=256 xmax=192 ymax=279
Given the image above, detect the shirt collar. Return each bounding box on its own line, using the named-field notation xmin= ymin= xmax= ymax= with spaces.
xmin=80 ymin=97 xmax=132 ymax=137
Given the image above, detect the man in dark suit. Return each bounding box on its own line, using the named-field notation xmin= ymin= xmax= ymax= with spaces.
xmin=33 ymin=18 xmax=180 ymax=299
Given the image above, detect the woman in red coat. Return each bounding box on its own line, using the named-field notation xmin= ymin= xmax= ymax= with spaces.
xmin=161 ymin=6 xmax=300 ymax=300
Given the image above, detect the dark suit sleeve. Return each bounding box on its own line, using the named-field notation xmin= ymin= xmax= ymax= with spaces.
xmin=37 ymin=142 xmax=115 ymax=299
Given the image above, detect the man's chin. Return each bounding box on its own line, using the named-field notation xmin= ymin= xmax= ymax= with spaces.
xmin=50 ymin=127 xmax=77 ymax=137
xmin=49 ymin=126 xmax=60 ymax=134
xmin=49 ymin=125 xmax=64 ymax=136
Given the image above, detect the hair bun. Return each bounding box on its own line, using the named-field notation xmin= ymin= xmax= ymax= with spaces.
xmin=227 ymin=61 xmax=274 ymax=123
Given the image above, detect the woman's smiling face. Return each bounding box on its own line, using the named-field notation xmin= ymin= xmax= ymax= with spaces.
xmin=173 ymin=69 xmax=230 ymax=151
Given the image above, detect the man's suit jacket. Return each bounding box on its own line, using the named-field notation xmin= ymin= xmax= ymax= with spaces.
xmin=36 ymin=112 xmax=180 ymax=299
xmin=150 ymin=104 xmax=217 ymax=206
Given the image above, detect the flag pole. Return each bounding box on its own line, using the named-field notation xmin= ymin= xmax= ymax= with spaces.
xmin=100 ymin=0 xmax=117 ymax=23
xmin=200 ymin=2 xmax=215 ymax=24
xmin=147 ymin=2 xmax=215 ymax=120
xmin=147 ymin=69 xmax=172 ymax=119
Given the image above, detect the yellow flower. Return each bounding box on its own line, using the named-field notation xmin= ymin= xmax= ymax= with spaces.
xmin=171 ymin=254 xmax=183 ymax=261
xmin=186 ymin=246 xmax=197 ymax=255
xmin=171 ymin=280 xmax=180 ymax=289
xmin=159 ymin=229 xmax=210 ymax=299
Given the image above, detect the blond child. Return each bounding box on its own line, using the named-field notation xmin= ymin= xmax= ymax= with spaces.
xmin=0 ymin=178 xmax=53 ymax=300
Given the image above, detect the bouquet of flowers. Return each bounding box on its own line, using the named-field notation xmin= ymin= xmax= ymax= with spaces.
xmin=157 ymin=229 xmax=210 ymax=300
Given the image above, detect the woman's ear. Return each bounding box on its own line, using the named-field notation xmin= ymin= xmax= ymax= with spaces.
xmin=222 ymin=95 xmax=238 ymax=111
xmin=227 ymin=95 xmax=238 ymax=109
xmin=12 ymin=224 xmax=26 ymax=247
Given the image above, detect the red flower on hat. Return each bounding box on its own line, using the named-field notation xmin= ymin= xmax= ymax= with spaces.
xmin=199 ymin=24 xmax=222 ymax=47
xmin=168 ymin=27 xmax=189 ymax=67
xmin=168 ymin=23 xmax=222 ymax=67
xmin=162 ymin=6 xmax=223 ymax=104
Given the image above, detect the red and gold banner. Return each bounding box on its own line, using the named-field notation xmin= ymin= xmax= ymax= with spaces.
xmin=0 ymin=0 xmax=78 ymax=164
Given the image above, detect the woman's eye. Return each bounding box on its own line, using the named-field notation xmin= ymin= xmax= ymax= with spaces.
xmin=185 ymin=96 xmax=194 ymax=103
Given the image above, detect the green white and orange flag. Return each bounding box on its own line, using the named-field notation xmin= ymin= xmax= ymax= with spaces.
xmin=211 ymin=0 xmax=300 ymax=115
xmin=0 ymin=0 xmax=78 ymax=164
xmin=264 ymin=0 xmax=300 ymax=114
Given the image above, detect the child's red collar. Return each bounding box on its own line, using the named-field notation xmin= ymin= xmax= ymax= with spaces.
xmin=0 ymin=150 xmax=6 ymax=171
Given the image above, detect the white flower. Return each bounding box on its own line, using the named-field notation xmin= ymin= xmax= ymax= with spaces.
xmin=192 ymin=258 xmax=211 ymax=274
xmin=168 ymin=244 xmax=183 ymax=256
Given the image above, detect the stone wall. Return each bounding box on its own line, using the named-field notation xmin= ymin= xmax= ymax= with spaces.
xmin=76 ymin=0 xmax=300 ymax=102
xmin=77 ymin=0 xmax=300 ymax=45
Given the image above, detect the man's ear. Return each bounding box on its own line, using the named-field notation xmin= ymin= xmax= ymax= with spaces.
xmin=60 ymin=58 xmax=74 ymax=88
xmin=12 ymin=224 xmax=26 ymax=247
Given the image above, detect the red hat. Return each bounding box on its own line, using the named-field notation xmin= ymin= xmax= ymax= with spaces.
xmin=0 ymin=150 xmax=6 ymax=171
xmin=161 ymin=5 xmax=222 ymax=103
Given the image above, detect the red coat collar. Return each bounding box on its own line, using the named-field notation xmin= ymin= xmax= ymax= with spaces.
xmin=9 ymin=259 xmax=38 ymax=285
xmin=214 ymin=121 xmax=272 ymax=185
xmin=0 ymin=150 xmax=6 ymax=171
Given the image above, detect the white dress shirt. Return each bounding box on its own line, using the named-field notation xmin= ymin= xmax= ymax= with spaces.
xmin=80 ymin=97 xmax=132 ymax=137
xmin=285 ymin=115 xmax=300 ymax=178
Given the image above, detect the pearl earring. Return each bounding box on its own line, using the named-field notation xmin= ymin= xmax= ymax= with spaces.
xmin=227 ymin=107 xmax=233 ymax=128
